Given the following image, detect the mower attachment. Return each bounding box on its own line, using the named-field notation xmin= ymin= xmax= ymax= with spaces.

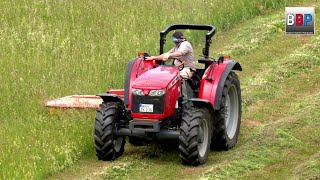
xmin=44 ymin=89 xmax=124 ymax=109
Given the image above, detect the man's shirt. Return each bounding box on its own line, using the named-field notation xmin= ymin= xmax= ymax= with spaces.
xmin=169 ymin=41 xmax=196 ymax=71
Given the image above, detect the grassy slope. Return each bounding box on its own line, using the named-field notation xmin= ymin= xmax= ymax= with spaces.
xmin=0 ymin=0 xmax=318 ymax=179
xmin=0 ymin=0 xmax=297 ymax=179
xmin=49 ymin=3 xmax=320 ymax=180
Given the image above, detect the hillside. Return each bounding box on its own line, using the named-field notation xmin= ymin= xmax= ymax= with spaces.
xmin=49 ymin=4 xmax=320 ymax=180
xmin=0 ymin=0 xmax=319 ymax=179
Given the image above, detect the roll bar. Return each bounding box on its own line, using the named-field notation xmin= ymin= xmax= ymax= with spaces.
xmin=160 ymin=24 xmax=216 ymax=58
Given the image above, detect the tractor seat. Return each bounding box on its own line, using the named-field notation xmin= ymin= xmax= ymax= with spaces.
xmin=187 ymin=70 xmax=201 ymax=91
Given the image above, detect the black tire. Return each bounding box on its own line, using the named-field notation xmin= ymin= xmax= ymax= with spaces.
xmin=211 ymin=71 xmax=241 ymax=150
xmin=94 ymin=102 xmax=125 ymax=161
xmin=179 ymin=107 xmax=213 ymax=166
xmin=128 ymin=137 xmax=148 ymax=146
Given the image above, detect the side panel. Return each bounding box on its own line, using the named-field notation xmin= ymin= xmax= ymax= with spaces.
xmin=165 ymin=77 xmax=180 ymax=116
xmin=198 ymin=60 xmax=241 ymax=110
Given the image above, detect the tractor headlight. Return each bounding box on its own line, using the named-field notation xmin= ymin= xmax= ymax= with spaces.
xmin=132 ymin=88 xmax=144 ymax=96
xmin=149 ymin=89 xmax=166 ymax=96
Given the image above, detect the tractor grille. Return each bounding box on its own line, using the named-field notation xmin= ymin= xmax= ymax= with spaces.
xmin=132 ymin=95 xmax=165 ymax=114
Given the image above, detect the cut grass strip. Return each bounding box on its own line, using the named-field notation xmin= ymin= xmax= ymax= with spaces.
xmin=203 ymin=66 xmax=320 ymax=179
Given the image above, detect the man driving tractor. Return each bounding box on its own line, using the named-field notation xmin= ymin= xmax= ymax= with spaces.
xmin=146 ymin=31 xmax=195 ymax=102
xmin=145 ymin=31 xmax=196 ymax=79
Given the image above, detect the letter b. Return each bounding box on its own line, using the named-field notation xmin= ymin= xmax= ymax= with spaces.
xmin=287 ymin=14 xmax=294 ymax=25
xmin=296 ymin=14 xmax=303 ymax=26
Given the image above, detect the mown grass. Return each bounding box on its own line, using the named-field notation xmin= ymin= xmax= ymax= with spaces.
xmin=0 ymin=0 xmax=308 ymax=179
xmin=203 ymin=40 xmax=320 ymax=179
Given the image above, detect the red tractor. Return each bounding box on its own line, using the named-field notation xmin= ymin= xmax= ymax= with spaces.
xmin=94 ymin=24 xmax=242 ymax=166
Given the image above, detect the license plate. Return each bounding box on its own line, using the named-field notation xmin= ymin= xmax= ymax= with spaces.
xmin=139 ymin=104 xmax=153 ymax=113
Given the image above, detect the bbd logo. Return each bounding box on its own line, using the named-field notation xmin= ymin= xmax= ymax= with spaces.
xmin=286 ymin=7 xmax=315 ymax=34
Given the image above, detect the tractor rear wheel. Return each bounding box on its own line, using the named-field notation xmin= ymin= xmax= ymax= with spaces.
xmin=179 ymin=107 xmax=212 ymax=166
xmin=94 ymin=102 xmax=125 ymax=161
xmin=211 ymin=71 xmax=241 ymax=150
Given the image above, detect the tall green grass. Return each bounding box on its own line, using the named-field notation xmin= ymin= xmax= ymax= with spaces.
xmin=0 ymin=0 xmax=298 ymax=179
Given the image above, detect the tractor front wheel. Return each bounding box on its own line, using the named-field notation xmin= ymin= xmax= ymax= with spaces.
xmin=94 ymin=102 xmax=125 ymax=161
xmin=211 ymin=71 xmax=241 ymax=150
xmin=179 ymin=107 xmax=212 ymax=166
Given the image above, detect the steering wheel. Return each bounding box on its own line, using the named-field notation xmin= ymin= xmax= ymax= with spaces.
xmin=155 ymin=58 xmax=185 ymax=71
xmin=171 ymin=59 xmax=185 ymax=71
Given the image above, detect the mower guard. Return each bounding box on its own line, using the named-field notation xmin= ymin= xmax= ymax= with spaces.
xmin=44 ymin=89 xmax=124 ymax=109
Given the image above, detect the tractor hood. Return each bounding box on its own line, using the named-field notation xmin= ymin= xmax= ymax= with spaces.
xmin=132 ymin=66 xmax=179 ymax=90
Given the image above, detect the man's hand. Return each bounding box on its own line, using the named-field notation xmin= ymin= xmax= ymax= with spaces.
xmin=145 ymin=51 xmax=176 ymax=61
xmin=145 ymin=56 xmax=154 ymax=61
xmin=162 ymin=53 xmax=170 ymax=61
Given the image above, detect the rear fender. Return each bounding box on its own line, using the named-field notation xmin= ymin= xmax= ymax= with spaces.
xmin=198 ymin=60 xmax=242 ymax=110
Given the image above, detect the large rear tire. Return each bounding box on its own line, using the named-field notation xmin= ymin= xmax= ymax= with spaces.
xmin=211 ymin=71 xmax=241 ymax=150
xmin=94 ymin=102 xmax=125 ymax=161
xmin=179 ymin=107 xmax=212 ymax=166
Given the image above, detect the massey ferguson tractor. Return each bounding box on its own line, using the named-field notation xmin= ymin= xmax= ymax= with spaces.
xmin=94 ymin=24 xmax=242 ymax=166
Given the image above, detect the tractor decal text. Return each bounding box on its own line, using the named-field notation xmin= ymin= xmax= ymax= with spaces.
xmin=168 ymin=75 xmax=179 ymax=89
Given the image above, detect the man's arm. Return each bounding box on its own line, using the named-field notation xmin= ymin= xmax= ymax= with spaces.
xmin=146 ymin=53 xmax=166 ymax=61
xmin=146 ymin=51 xmax=183 ymax=61
xmin=166 ymin=51 xmax=183 ymax=60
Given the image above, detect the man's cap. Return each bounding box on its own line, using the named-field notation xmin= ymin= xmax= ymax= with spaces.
xmin=172 ymin=31 xmax=184 ymax=39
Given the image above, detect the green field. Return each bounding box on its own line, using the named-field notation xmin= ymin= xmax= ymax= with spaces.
xmin=1 ymin=0 xmax=319 ymax=179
